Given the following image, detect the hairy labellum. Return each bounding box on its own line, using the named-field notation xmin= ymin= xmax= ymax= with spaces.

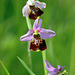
xmin=29 ymin=5 xmax=44 ymax=20
xmin=30 ymin=37 xmax=47 ymax=51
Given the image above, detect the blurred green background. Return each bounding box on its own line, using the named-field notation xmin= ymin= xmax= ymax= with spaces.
xmin=0 ymin=0 xmax=75 ymax=75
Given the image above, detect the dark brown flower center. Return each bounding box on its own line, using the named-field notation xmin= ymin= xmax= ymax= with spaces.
xmin=28 ymin=5 xmax=44 ymax=20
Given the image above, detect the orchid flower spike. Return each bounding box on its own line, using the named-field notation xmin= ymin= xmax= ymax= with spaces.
xmin=44 ymin=60 xmax=66 ymax=75
xmin=22 ymin=0 xmax=46 ymax=20
xmin=20 ymin=18 xmax=55 ymax=51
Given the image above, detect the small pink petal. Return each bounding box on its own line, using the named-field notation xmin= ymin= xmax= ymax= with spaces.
xmin=33 ymin=18 xmax=42 ymax=30
xmin=60 ymin=66 xmax=65 ymax=70
xmin=20 ymin=30 xmax=33 ymax=41
xmin=44 ymin=60 xmax=55 ymax=72
xmin=57 ymin=65 xmax=65 ymax=71
xmin=34 ymin=1 xmax=46 ymax=9
xmin=22 ymin=5 xmax=30 ymax=17
xmin=40 ymin=28 xmax=56 ymax=39
xmin=27 ymin=0 xmax=34 ymax=5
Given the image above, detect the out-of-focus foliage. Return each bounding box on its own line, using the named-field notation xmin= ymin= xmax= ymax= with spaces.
xmin=0 ymin=0 xmax=75 ymax=75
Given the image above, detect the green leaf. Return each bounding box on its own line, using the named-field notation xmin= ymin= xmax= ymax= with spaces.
xmin=0 ymin=60 xmax=10 ymax=75
xmin=17 ymin=56 xmax=35 ymax=75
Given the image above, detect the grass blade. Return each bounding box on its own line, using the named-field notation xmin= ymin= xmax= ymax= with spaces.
xmin=69 ymin=25 xmax=75 ymax=75
xmin=17 ymin=56 xmax=35 ymax=75
xmin=0 ymin=60 xmax=10 ymax=75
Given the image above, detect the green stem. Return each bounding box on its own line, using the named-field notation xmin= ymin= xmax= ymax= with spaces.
xmin=28 ymin=41 xmax=32 ymax=70
xmin=26 ymin=16 xmax=33 ymax=29
xmin=26 ymin=16 xmax=32 ymax=69
xmin=0 ymin=61 xmax=10 ymax=75
xmin=42 ymin=51 xmax=47 ymax=75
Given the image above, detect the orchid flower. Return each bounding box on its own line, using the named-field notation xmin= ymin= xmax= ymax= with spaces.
xmin=20 ymin=18 xmax=55 ymax=51
xmin=22 ymin=0 xmax=46 ymax=20
xmin=44 ymin=60 xmax=66 ymax=75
